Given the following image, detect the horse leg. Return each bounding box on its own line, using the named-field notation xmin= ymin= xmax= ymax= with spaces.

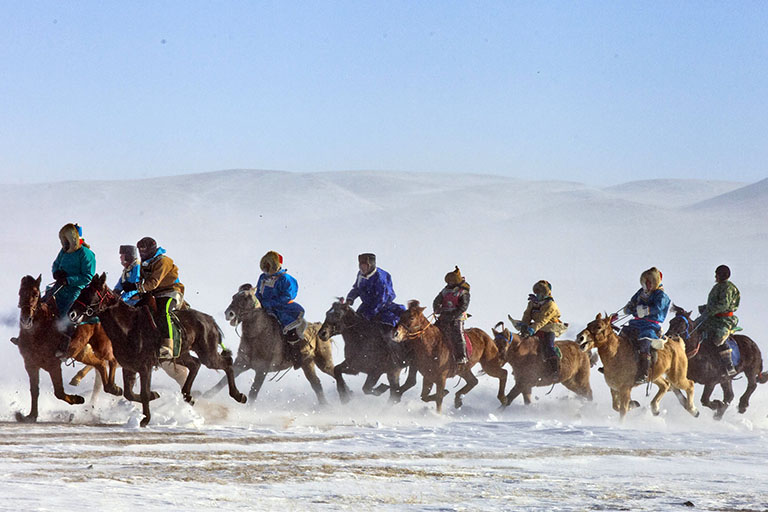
xmin=195 ymin=344 xmax=247 ymax=405
xmin=333 ymin=360 xmax=357 ymax=404
xmin=16 ymin=365 xmax=40 ymax=423
xmin=93 ymin=360 xmax=121 ymax=397
xmin=362 ymin=372 xmax=385 ymax=395
xmin=710 ymin=380 xmax=733 ymax=420
xmin=737 ymin=374 xmax=756 ymax=414
xmin=69 ymin=365 xmax=93 ymax=386
xmin=396 ymin=365 xmax=419 ymax=398
xmin=49 ymin=364 xmax=84 ymax=406
xmin=301 ymin=361 xmax=327 ymax=406
xmin=618 ymin=388 xmax=632 ymax=420
xmin=435 ymin=376 xmax=447 ymax=414
xmin=248 ymin=366 xmax=268 ymax=403
xmin=139 ymin=369 xmax=153 ymax=427
xmin=481 ymin=361 xmax=508 ymax=406
xmin=385 ymin=370 xmax=402 ymax=402
xmin=420 ymin=378 xmax=435 ymax=403
xmin=504 ymin=382 xmax=523 ymax=406
xmin=649 ymin=377 xmax=671 ymax=416
xmin=106 ymin=359 xmax=122 ymax=396
xmin=454 ymin=369 xmax=479 ymax=409
xmin=202 ymin=356 xmax=248 ymax=398
xmin=176 ymin=354 xmax=201 ymax=404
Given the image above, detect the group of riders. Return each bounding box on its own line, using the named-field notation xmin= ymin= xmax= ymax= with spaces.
xmin=16 ymin=223 xmax=743 ymax=385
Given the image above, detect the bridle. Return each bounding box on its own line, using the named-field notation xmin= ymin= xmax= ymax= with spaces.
xmin=72 ymin=287 xmax=115 ymax=319
xmin=399 ymin=313 xmax=435 ymax=340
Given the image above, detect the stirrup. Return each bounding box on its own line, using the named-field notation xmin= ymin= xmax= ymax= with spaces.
xmin=158 ymin=347 xmax=174 ymax=360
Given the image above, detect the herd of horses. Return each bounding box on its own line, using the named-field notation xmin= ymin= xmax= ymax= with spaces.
xmin=12 ymin=273 xmax=768 ymax=426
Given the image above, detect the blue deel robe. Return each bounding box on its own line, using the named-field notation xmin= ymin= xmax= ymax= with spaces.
xmin=256 ymin=269 xmax=305 ymax=329
xmin=345 ymin=267 xmax=405 ymax=327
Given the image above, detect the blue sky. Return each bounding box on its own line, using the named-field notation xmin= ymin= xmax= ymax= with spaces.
xmin=1 ymin=2 xmax=766 ymax=184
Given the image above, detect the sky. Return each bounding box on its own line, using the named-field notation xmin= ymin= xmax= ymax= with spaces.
xmin=1 ymin=2 xmax=767 ymax=185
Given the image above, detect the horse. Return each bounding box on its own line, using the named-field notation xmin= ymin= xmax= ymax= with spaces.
xmin=666 ymin=304 xmax=768 ymax=419
xmin=576 ymin=313 xmax=699 ymax=419
xmin=491 ymin=321 xmax=593 ymax=405
xmin=203 ymin=284 xmax=335 ymax=405
xmin=13 ymin=274 xmax=122 ymax=422
xmin=69 ymin=360 xmax=190 ymax=404
xmin=68 ymin=273 xmax=246 ymax=427
xmin=317 ymin=299 xmax=417 ymax=403
xmin=392 ymin=300 xmax=507 ymax=413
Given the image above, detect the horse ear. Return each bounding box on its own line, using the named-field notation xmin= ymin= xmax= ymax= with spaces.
xmin=493 ymin=321 xmax=504 ymax=334
xmin=609 ymin=313 xmax=618 ymax=323
xmin=35 ymin=274 xmax=42 ymax=287
xmin=595 ymin=313 xmax=602 ymax=321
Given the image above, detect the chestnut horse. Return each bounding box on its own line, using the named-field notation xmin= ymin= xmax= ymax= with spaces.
xmin=203 ymin=284 xmax=335 ymax=404
xmin=69 ymin=273 xmax=246 ymax=427
xmin=666 ymin=304 xmax=768 ymax=419
xmin=392 ymin=300 xmax=507 ymax=413
xmin=577 ymin=313 xmax=699 ymax=419
xmin=318 ymin=299 xmax=417 ymax=404
xmin=491 ymin=321 xmax=593 ymax=405
xmin=13 ymin=274 xmax=121 ymax=422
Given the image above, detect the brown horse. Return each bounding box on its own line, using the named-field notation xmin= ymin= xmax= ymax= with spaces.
xmin=203 ymin=285 xmax=335 ymax=405
xmin=491 ymin=321 xmax=593 ymax=405
xmin=576 ymin=313 xmax=699 ymax=419
xmin=667 ymin=304 xmax=768 ymax=419
xmin=69 ymin=273 xmax=246 ymax=427
xmin=392 ymin=300 xmax=507 ymax=413
xmin=14 ymin=274 xmax=122 ymax=422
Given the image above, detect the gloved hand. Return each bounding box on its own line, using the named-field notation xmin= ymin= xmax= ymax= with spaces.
xmin=636 ymin=305 xmax=650 ymax=318
xmin=623 ymin=302 xmax=633 ymax=315
xmin=53 ymin=270 xmax=67 ymax=286
xmin=122 ymin=281 xmax=137 ymax=292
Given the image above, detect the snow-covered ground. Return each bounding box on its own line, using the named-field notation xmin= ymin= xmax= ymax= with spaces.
xmin=2 ymin=170 xmax=768 ymax=511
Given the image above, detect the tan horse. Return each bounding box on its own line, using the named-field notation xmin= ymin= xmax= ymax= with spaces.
xmin=576 ymin=313 xmax=699 ymax=419
xmin=491 ymin=321 xmax=593 ymax=405
xmin=392 ymin=300 xmax=507 ymax=413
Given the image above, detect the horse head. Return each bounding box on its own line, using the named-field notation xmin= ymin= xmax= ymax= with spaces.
xmin=18 ymin=274 xmax=42 ymax=330
xmin=576 ymin=313 xmax=615 ymax=352
xmin=68 ymin=273 xmax=117 ymax=323
xmin=392 ymin=300 xmax=429 ymax=343
xmin=318 ymin=298 xmax=355 ymax=341
xmin=225 ymin=284 xmax=261 ymax=326
xmin=666 ymin=303 xmax=693 ymax=339
xmin=491 ymin=321 xmax=513 ymax=355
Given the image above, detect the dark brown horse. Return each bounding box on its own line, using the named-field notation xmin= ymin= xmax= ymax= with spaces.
xmin=318 ymin=299 xmax=417 ymax=403
xmin=666 ymin=304 xmax=768 ymax=419
xmin=392 ymin=301 xmax=507 ymax=413
xmin=69 ymin=273 xmax=246 ymax=427
xmin=577 ymin=313 xmax=699 ymax=420
xmin=14 ymin=274 xmax=121 ymax=422
xmin=491 ymin=321 xmax=593 ymax=405
xmin=203 ymin=285 xmax=335 ymax=404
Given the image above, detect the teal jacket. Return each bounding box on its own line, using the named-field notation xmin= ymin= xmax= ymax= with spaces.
xmin=51 ymin=245 xmax=96 ymax=315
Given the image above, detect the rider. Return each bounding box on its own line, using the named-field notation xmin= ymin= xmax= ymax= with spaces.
xmin=50 ymin=223 xmax=96 ymax=358
xmin=698 ymin=264 xmax=740 ymax=378
xmin=433 ymin=266 xmax=470 ymax=365
xmin=113 ymin=245 xmax=141 ymax=306
xmin=622 ymin=267 xmax=670 ymax=385
xmin=256 ymin=251 xmax=307 ymax=368
xmin=345 ymin=253 xmax=405 ymax=338
xmin=519 ymin=280 xmax=566 ymax=379
xmin=121 ymin=237 xmax=184 ymax=360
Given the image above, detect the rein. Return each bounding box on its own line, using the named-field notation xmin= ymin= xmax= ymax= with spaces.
xmin=402 ymin=313 xmax=437 ymax=339
xmin=75 ymin=288 xmax=115 ymax=318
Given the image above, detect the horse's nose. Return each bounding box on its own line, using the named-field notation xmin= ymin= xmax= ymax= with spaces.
xmin=391 ymin=326 xmax=403 ymax=342
xmin=225 ymin=309 xmax=235 ymax=321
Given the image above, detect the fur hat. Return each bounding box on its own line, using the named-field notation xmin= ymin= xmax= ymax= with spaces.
xmin=640 ymin=267 xmax=662 ymax=291
xmin=58 ymin=223 xmax=81 ymax=253
xmin=532 ymin=280 xmax=552 ymax=297
xmin=119 ymin=245 xmax=138 ymax=259
xmin=136 ymin=237 xmax=158 ymax=258
xmin=358 ymin=253 xmax=376 ymax=267
xmin=444 ymin=266 xmax=464 ymax=286
xmin=716 ymin=264 xmax=731 ymax=282
xmin=260 ymin=251 xmax=283 ymax=274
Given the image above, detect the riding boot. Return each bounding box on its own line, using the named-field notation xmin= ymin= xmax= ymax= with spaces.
xmin=158 ymin=337 xmax=174 ymax=360
xmin=718 ymin=346 xmax=737 ymax=378
xmin=284 ymin=329 xmax=302 ymax=369
xmin=634 ymin=353 xmax=651 ymax=385
xmin=454 ymin=331 xmax=468 ymax=365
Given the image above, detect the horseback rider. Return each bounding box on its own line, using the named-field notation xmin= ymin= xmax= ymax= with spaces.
xmin=433 ymin=266 xmax=470 ymax=365
xmin=113 ymin=245 xmax=141 ymax=306
xmin=519 ymin=280 xmax=566 ymax=379
xmin=698 ymin=264 xmax=740 ymax=378
xmin=622 ymin=267 xmax=670 ymax=385
xmin=50 ymin=223 xmax=97 ymax=358
xmin=121 ymin=237 xmax=184 ymax=360
xmin=256 ymin=251 xmax=307 ymax=368
xmin=345 ymin=253 xmax=406 ymax=338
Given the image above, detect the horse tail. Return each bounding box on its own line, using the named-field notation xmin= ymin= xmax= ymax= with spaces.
xmin=211 ymin=319 xmax=232 ymax=362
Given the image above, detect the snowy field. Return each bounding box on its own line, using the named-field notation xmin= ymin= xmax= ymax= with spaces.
xmin=2 ymin=170 xmax=768 ymax=511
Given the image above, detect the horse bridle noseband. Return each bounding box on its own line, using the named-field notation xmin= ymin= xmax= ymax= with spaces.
xmin=74 ymin=288 xmax=115 ymax=318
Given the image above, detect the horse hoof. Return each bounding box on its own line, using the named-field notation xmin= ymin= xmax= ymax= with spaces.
xmin=738 ymin=405 xmax=747 ymax=414
xmin=652 ymin=409 xmax=660 ymax=416
xmin=15 ymin=411 xmax=37 ymax=423
xmin=184 ymin=394 xmax=195 ymax=405
xmin=629 ymin=400 xmax=640 ymax=410
xmin=72 ymin=395 xmax=85 ymax=405
xmin=150 ymin=392 xmax=160 ymax=401
xmin=234 ymin=393 xmax=247 ymax=404
xmin=140 ymin=417 xmax=150 ymax=427
xmin=454 ymin=397 xmax=463 ymax=409
xmin=108 ymin=386 xmax=123 ymax=396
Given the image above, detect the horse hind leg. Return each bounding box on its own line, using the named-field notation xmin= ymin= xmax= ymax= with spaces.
xmin=301 ymin=361 xmax=327 ymax=406
xmin=69 ymin=365 xmax=92 ymax=386
xmin=454 ymin=369 xmax=479 ymax=409
xmin=175 ymin=354 xmax=201 ymax=404
xmin=737 ymin=374 xmax=757 ymax=414
xmin=333 ymin=361 xmax=356 ymax=404
xmin=202 ymin=356 xmax=248 ymax=399
xmin=49 ymin=364 xmax=85 ymax=406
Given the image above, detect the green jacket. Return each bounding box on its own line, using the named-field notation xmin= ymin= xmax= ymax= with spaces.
xmin=51 ymin=245 xmax=96 ymax=315
xmin=699 ymin=280 xmax=740 ymax=341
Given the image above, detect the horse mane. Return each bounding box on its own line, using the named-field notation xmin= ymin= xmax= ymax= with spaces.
xmin=407 ymin=299 xmax=421 ymax=309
